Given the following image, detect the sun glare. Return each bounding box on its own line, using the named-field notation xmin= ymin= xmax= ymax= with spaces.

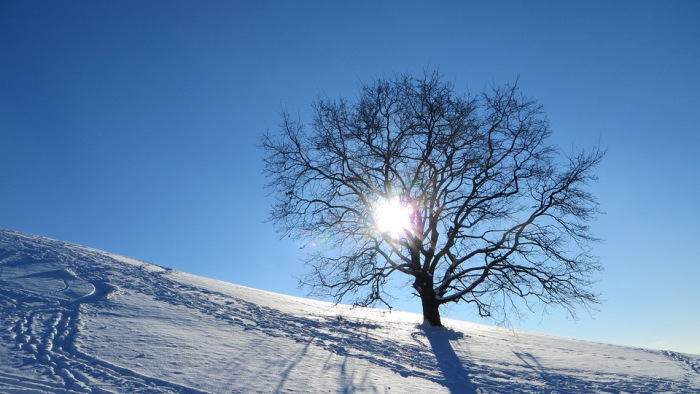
xmin=374 ymin=197 xmax=413 ymax=238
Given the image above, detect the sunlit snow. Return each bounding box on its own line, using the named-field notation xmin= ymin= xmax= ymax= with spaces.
xmin=0 ymin=228 xmax=697 ymax=392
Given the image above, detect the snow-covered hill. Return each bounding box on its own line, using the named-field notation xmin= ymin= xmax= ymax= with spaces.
xmin=0 ymin=229 xmax=698 ymax=393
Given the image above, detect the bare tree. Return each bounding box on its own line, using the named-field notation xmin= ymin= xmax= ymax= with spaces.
xmin=261 ymin=72 xmax=604 ymax=327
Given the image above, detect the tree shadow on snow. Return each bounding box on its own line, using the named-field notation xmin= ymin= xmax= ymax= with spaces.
xmin=421 ymin=325 xmax=477 ymax=393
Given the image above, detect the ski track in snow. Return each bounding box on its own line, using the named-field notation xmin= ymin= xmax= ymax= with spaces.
xmin=655 ymin=349 xmax=700 ymax=381
xmin=1 ymin=229 xmax=698 ymax=393
xmin=0 ymin=232 xmax=205 ymax=393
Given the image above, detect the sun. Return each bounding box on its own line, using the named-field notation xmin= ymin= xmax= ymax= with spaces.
xmin=374 ymin=197 xmax=413 ymax=238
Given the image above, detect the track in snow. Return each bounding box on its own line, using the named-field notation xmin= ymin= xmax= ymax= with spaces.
xmin=0 ymin=232 xmax=205 ymax=393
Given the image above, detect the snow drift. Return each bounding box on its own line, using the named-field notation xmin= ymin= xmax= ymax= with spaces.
xmin=0 ymin=228 xmax=698 ymax=393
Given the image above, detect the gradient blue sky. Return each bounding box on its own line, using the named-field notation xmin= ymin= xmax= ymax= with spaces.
xmin=2 ymin=1 xmax=699 ymax=354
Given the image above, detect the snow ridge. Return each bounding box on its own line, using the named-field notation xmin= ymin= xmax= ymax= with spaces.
xmin=1 ymin=229 xmax=698 ymax=393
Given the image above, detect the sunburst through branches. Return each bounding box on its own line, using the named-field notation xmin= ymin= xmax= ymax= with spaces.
xmin=373 ymin=197 xmax=414 ymax=239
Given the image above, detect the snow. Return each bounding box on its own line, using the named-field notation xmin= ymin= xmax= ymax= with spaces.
xmin=0 ymin=228 xmax=698 ymax=393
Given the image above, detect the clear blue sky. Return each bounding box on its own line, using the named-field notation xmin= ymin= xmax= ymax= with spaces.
xmin=2 ymin=1 xmax=698 ymax=354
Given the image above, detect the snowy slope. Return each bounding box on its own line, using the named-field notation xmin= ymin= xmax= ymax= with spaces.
xmin=0 ymin=229 xmax=698 ymax=393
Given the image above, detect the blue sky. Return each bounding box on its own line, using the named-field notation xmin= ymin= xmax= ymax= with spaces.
xmin=2 ymin=1 xmax=699 ymax=354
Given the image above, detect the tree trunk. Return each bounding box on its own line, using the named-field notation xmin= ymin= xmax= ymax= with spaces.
xmin=421 ymin=292 xmax=443 ymax=326
xmin=417 ymin=277 xmax=443 ymax=327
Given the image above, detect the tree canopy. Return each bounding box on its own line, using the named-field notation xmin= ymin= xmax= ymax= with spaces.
xmin=262 ymin=72 xmax=604 ymax=326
